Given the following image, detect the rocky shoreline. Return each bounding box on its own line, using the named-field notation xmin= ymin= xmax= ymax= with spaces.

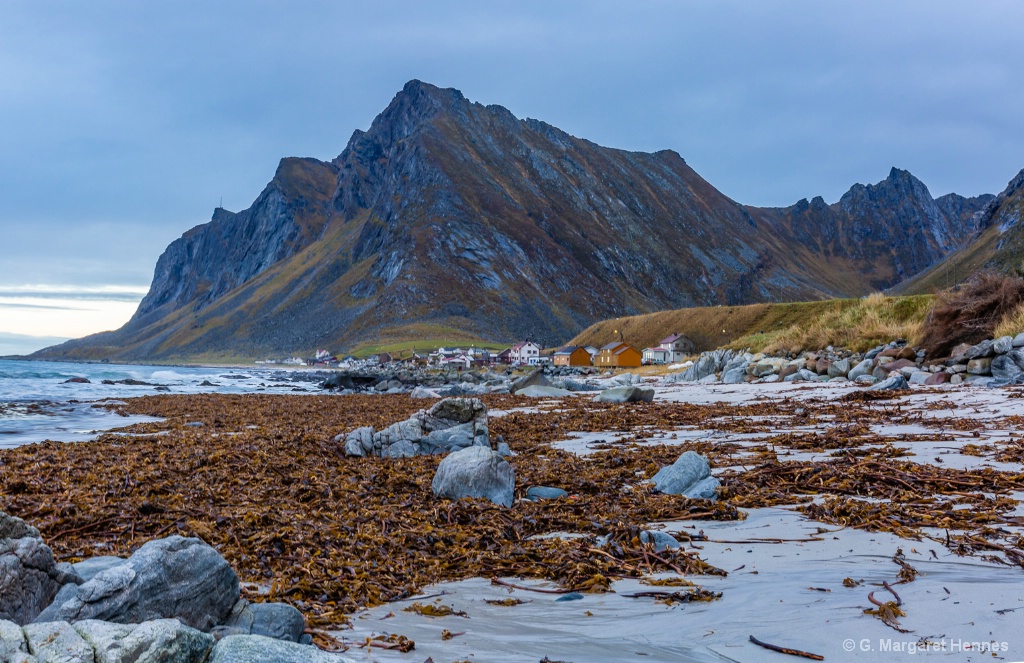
xmin=0 ymin=511 xmax=353 ymax=662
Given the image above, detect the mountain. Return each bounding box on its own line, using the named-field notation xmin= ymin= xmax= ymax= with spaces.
xmin=33 ymin=81 xmax=991 ymax=361
xmin=893 ymin=169 xmax=1024 ymax=295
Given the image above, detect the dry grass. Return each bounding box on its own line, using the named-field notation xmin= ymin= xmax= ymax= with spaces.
xmin=731 ymin=293 xmax=933 ymax=354
xmin=918 ymin=272 xmax=1024 ymax=358
xmin=572 ymin=295 xmax=933 ymax=356
xmin=994 ymin=302 xmax=1024 ymax=339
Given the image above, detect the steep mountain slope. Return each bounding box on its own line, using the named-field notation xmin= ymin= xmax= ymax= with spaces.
xmin=893 ymin=170 xmax=1024 ymax=295
xmin=34 ymin=81 xmax=991 ymax=361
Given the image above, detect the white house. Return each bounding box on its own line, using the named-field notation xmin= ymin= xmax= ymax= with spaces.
xmin=510 ymin=341 xmax=541 ymax=365
xmin=656 ymin=333 xmax=694 ymax=364
xmin=642 ymin=347 xmax=671 ymax=364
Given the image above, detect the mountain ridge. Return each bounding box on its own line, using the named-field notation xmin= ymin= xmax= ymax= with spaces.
xmin=33 ymin=80 xmax=993 ymax=360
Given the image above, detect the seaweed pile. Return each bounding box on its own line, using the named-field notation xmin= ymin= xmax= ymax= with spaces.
xmin=0 ymin=394 xmax=739 ymax=628
xmin=1 ymin=389 xmax=1022 ymax=633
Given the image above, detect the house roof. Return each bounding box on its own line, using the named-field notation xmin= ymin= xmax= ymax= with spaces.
xmin=660 ymin=333 xmax=682 ymax=345
xmin=601 ymin=341 xmax=626 ymax=351
xmin=613 ymin=345 xmax=635 ymax=355
xmin=554 ymin=345 xmax=580 ymax=355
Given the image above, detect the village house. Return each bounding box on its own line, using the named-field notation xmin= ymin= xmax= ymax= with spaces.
xmin=509 ymin=341 xmax=541 ymax=365
xmin=596 ymin=341 xmax=642 ymax=368
xmin=495 ymin=348 xmax=512 ymax=365
xmin=553 ymin=345 xmax=592 ymax=367
xmin=643 ymin=333 xmax=695 ymax=364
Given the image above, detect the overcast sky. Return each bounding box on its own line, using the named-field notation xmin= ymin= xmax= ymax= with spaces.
xmin=2 ymin=1 xmax=1023 ymax=354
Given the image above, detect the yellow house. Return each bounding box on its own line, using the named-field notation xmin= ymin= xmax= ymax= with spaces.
xmin=553 ymin=345 xmax=592 ymax=366
xmin=596 ymin=342 xmax=642 ymax=368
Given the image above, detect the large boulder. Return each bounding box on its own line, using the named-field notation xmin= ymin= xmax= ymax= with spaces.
xmin=509 ymin=369 xmax=550 ymax=394
xmin=341 ymin=398 xmax=489 ymax=458
xmin=924 ymin=372 xmax=952 ymax=386
xmin=0 ymin=619 xmax=31 ymax=662
xmin=991 ymin=354 xmax=1024 ymax=382
xmin=1 ymin=523 xmax=81 ymax=625
xmin=993 ymin=335 xmax=1015 ymax=355
xmin=649 ymin=451 xmax=719 ymax=499
xmin=516 ymin=385 xmax=574 ymax=398
xmin=42 ymin=536 xmax=238 ymax=632
xmin=22 ymin=620 xmax=93 ymax=663
xmin=221 ymin=600 xmax=306 ymax=643
xmin=432 ymin=445 xmax=515 ymax=507
xmin=0 ymin=512 xmax=40 ymax=541
xmin=73 ymin=618 xmax=213 ymax=663
xmin=209 ymin=634 xmax=355 ymax=662
xmin=596 ymin=386 xmax=654 ymax=403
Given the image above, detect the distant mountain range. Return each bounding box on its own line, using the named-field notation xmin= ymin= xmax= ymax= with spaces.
xmin=34 ymin=81 xmax=998 ymax=361
xmin=893 ymin=169 xmax=1024 ymax=295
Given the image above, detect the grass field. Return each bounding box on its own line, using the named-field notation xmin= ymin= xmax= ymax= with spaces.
xmin=569 ymin=294 xmax=936 ymax=355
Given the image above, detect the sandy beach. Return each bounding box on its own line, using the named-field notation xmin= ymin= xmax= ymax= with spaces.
xmin=2 ymin=381 xmax=1022 ymax=661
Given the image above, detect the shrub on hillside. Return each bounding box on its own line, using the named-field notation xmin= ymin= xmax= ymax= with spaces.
xmin=919 ymin=272 xmax=1024 ymax=358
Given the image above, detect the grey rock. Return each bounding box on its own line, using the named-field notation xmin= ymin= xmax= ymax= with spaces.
xmin=0 ymin=512 xmax=40 ymax=540
xmin=44 ymin=536 xmax=238 ymax=632
xmin=854 ymin=375 xmax=877 ymax=385
xmin=682 ymin=476 xmax=721 ymax=499
xmin=432 ymin=445 xmax=515 ymax=507
xmin=639 ymin=531 xmax=681 ymax=552
xmin=964 ymin=339 xmax=995 ymax=360
xmin=208 ymin=634 xmax=355 ymax=662
xmin=865 ymin=346 xmax=884 ymax=360
xmin=33 ymin=583 xmax=84 ymax=624
xmin=23 ymin=621 xmax=93 ymax=663
xmin=525 ymin=486 xmax=569 ymax=501
xmin=509 ymin=369 xmax=550 ymax=394
xmin=381 ymin=440 xmax=419 ymax=458
xmin=1 ymin=535 xmax=80 ymax=625
xmin=721 ymin=366 xmax=748 ymax=384
xmin=71 ymin=559 xmax=127 ymax=585
xmin=828 ymin=358 xmax=851 ymax=378
xmin=991 ymin=354 xmax=1024 ymax=381
xmin=515 ymin=385 xmax=573 ymax=398
xmin=0 ymin=619 xmax=31 ymax=662
xmin=697 ymin=374 xmax=720 ymax=384
xmin=558 ymin=379 xmax=601 ymax=392
xmin=650 ymin=451 xmax=712 ymax=496
xmin=847 ymin=358 xmax=872 ymax=379
xmin=596 ymin=386 xmax=655 ymax=403
xmin=907 ymin=371 xmax=930 ymax=385
xmin=249 ymin=603 xmax=304 ymax=643
xmin=994 ymin=335 xmax=1015 ymax=355
xmin=342 ymin=427 xmax=374 ymax=458
xmin=867 ymin=375 xmax=909 ymax=391
xmin=1013 ymin=332 xmax=1024 ymax=348
xmin=409 ymin=386 xmax=440 ymax=399
xmin=73 ymin=618 xmax=213 ymax=663
xmin=607 ymin=372 xmax=643 ymax=386
xmin=423 ymin=423 xmax=475 ymax=452
xmin=759 ymin=374 xmax=780 ymax=383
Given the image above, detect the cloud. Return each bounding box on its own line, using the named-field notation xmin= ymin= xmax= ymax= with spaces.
xmin=0 ymin=331 xmax=69 ymax=357
xmin=0 ymin=285 xmax=148 ymax=303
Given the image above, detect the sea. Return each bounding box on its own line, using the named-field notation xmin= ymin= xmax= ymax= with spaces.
xmin=0 ymin=359 xmax=329 ymax=448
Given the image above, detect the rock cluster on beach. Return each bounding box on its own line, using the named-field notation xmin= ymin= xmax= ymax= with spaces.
xmin=0 ymin=511 xmax=354 ymax=662
xmin=339 ymin=397 xmax=491 ymax=458
xmin=664 ymin=334 xmax=1024 ymax=389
